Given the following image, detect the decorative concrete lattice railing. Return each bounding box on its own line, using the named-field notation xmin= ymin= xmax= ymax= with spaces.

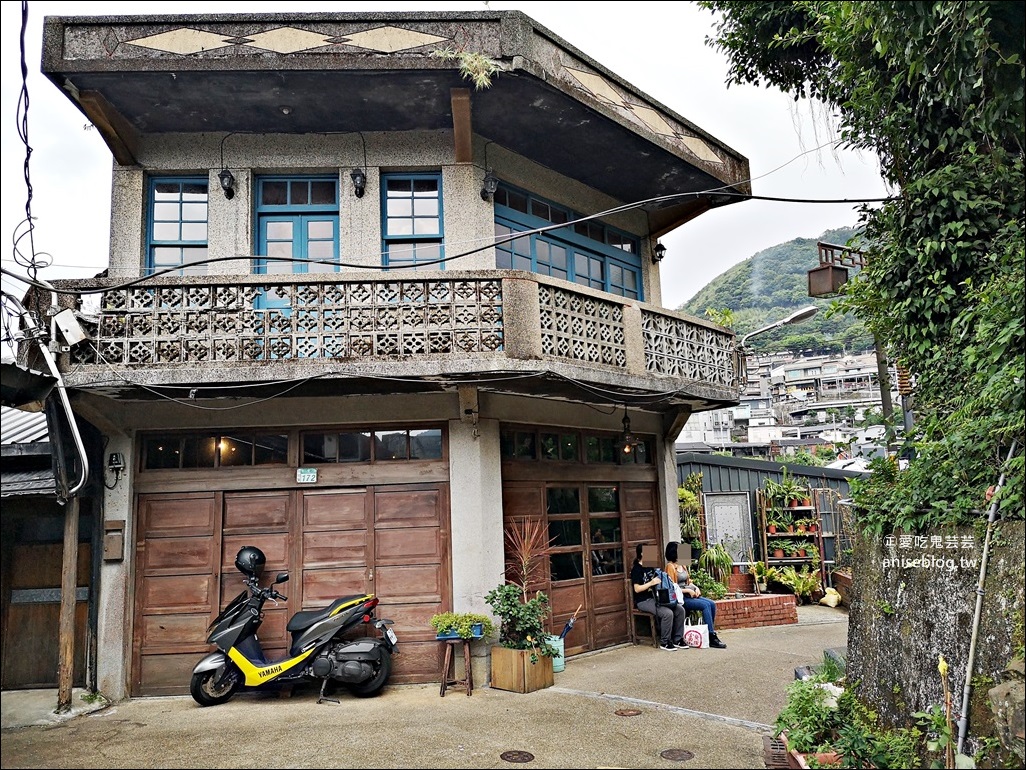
xmin=46 ymin=272 xmax=739 ymax=395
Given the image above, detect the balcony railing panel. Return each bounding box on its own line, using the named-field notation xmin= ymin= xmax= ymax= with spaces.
xmin=47 ymin=271 xmax=740 ymax=401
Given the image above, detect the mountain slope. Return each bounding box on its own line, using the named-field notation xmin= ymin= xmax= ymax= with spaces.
xmin=679 ymin=227 xmax=872 ymax=354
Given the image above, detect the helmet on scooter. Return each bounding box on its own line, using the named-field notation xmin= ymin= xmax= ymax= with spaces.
xmin=235 ymin=546 xmax=266 ymax=577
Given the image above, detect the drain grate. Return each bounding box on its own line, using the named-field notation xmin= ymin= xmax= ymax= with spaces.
xmin=763 ymin=736 xmax=790 ymax=769
xmin=500 ymin=750 xmax=535 ymax=763
xmin=660 ymin=748 xmax=695 ymax=761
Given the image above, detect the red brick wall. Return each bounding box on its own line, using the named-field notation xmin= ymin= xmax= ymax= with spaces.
xmin=713 ymin=593 xmax=798 ymax=630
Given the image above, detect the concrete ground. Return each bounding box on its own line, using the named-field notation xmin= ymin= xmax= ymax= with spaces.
xmin=1 ymin=604 xmax=847 ymax=769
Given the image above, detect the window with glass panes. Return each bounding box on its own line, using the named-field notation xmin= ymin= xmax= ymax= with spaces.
xmin=147 ymin=178 xmax=208 ymax=275
xmin=254 ymin=177 xmax=340 ymax=276
xmin=492 ymin=184 xmax=641 ymax=300
xmin=382 ymin=173 xmax=444 ymax=269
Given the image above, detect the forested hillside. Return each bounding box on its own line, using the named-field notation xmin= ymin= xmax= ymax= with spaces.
xmin=679 ymin=227 xmax=873 ymax=354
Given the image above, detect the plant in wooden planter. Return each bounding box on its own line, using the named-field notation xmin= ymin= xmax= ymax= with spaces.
xmin=430 ymin=612 xmax=495 ymax=640
xmin=484 ymin=518 xmax=558 ymax=693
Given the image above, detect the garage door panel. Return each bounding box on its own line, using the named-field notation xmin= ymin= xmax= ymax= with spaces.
xmin=302 ymin=567 xmax=367 ymax=607
xmin=223 ymin=493 xmax=289 ymax=531
xmin=302 ymin=490 xmax=367 ymax=529
xmin=302 ymin=530 xmax=367 ymax=568
xmin=138 ymin=612 xmax=210 ymax=650
xmin=374 ymin=489 xmax=440 ymax=526
xmin=375 ymin=565 xmax=442 ymax=603
xmin=137 ymin=652 xmax=199 ymax=696
xmin=221 ymin=533 xmax=289 ymax=574
xmin=140 ymin=573 xmax=216 ymax=613
xmin=374 ymin=527 xmax=441 ymax=564
xmin=140 ymin=494 xmax=217 ymax=538
xmin=144 ymin=536 xmax=216 ymax=575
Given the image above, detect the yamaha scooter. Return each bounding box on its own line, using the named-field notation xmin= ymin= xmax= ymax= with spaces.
xmin=190 ymin=546 xmax=398 ymax=706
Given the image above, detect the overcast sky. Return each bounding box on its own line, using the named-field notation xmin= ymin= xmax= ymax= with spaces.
xmin=1 ymin=0 xmax=889 ymax=313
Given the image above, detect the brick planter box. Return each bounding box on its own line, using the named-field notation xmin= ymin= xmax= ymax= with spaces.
xmin=714 ymin=593 xmax=798 ymax=630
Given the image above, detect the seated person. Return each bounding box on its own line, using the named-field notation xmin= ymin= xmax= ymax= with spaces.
xmin=664 ymin=540 xmax=727 ymax=649
xmin=630 ymin=544 xmax=687 ymax=651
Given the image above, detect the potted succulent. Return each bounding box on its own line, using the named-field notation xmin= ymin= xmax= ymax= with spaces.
xmin=430 ymin=611 xmax=495 ymax=640
xmin=485 ymin=518 xmax=559 ymax=693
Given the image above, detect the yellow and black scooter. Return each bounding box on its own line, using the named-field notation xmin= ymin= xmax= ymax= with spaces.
xmin=190 ymin=546 xmax=398 ymax=706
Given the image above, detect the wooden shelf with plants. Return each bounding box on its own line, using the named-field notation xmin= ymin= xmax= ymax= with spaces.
xmin=756 ymin=470 xmax=826 ymax=594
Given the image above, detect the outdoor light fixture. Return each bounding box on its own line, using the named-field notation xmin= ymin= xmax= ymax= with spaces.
xmin=619 ymin=406 xmax=642 ymax=456
xmin=480 ymin=170 xmax=499 ymax=201
xmin=218 ymin=168 xmax=235 ymax=200
xmin=350 ymin=167 xmax=367 ymax=198
xmin=652 ymin=242 xmax=667 ymax=263
xmin=739 ymin=305 xmax=819 ymax=348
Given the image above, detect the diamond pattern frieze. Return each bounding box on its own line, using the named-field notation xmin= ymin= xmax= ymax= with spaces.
xmin=126 ymin=28 xmax=235 ymax=56
xmin=242 ymin=27 xmax=333 ymax=54
xmin=341 ymin=26 xmax=448 ymax=54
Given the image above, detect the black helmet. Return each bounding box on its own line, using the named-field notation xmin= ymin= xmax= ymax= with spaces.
xmin=235 ymin=546 xmax=266 ymax=577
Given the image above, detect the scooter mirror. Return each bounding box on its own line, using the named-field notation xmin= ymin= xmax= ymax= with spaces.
xmin=275 ymin=572 xmax=289 ymax=584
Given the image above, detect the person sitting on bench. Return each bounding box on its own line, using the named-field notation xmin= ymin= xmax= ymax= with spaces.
xmin=665 ymin=540 xmax=727 ymax=649
xmin=630 ymin=544 xmax=687 ymax=651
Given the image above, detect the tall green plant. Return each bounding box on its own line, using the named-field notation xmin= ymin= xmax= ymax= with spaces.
xmin=699 ymin=1 xmax=1025 ymax=532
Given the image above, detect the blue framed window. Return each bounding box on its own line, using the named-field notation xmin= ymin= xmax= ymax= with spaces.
xmin=492 ymin=184 xmax=641 ymax=300
xmin=254 ymin=176 xmax=339 ymax=276
xmin=381 ymin=173 xmax=444 ymax=269
xmin=147 ymin=177 xmax=208 ymax=275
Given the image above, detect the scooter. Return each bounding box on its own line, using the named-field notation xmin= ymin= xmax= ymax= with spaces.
xmin=190 ymin=546 xmax=398 ymax=706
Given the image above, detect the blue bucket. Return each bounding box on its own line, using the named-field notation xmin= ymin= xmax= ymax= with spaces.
xmin=547 ymin=634 xmax=565 ymax=673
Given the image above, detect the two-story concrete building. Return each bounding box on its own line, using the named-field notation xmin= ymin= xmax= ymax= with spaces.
xmin=18 ymin=10 xmax=749 ymax=699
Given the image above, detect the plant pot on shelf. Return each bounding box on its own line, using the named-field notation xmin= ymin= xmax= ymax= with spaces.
xmin=768 ymin=524 xmax=778 ymax=534
xmin=489 ymin=646 xmax=554 ymax=693
xmin=774 ymin=548 xmax=785 ymax=558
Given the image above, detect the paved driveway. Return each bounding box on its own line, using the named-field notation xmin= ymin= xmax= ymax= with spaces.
xmin=1 ymin=605 xmax=847 ymax=769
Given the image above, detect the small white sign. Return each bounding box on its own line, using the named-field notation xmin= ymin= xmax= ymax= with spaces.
xmin=296 ymin=468 xmax=318 ymax=484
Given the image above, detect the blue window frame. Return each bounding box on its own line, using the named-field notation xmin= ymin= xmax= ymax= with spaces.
xmin=492 ymin=184 xmax=642 ymax=300
xmin=381 ymin=173 xmax=444 ymax=270
xmin=254 ymin=176 xmax=340 ymax=276
xmin=147 ymin=177 xmax=208 ymax=275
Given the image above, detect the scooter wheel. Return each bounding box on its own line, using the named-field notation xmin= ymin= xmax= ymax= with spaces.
xmin=346 ymin=645 xmax=392 ymax=698
xmin=190 ymin=665 xmax=241 ymax=706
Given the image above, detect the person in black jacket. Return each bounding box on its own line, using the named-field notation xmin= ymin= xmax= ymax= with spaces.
xmin=630 ymin=543 xmax=687 ymax=651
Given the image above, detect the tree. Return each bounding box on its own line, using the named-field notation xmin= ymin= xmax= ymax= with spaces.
xmin=701 ymin=1 xmax=1024 ymax=530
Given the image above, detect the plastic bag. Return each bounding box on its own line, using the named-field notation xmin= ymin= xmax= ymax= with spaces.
xmin=819 ymin=587 xmax=841 ymax=607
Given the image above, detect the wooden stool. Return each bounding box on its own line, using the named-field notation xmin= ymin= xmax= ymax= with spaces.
xmin=439 ymin=638 xmax=473 ymax=697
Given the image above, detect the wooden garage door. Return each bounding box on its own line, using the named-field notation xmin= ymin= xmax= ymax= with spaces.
xmin=132 ymin=484 xmax=448 ymax=696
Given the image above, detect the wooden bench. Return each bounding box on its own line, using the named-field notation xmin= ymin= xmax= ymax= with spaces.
xmin=626 ymin=576 xmax=659 ymax=647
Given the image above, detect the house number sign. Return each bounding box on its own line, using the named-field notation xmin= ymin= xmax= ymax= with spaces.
xmin=296 ymin=468 xmax=318 ymax=484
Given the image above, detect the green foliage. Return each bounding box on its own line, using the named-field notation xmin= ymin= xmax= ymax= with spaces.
xmin=699 ymin=0 xmax=1025 ymax=533
xmin=775 ymin=679 xmax=838 ymax=753
xmin=697 ymin=541 xmax=733 ymax=584
xmin=681 ymin=228 xmax=872 ymax=354
xmin=777 ymin=564 xmax=821 ymax=603
xmin=483 ymin=584 xmax=557 ymax=661
xmin=429 ymin=611 xmax=495 ymax=640
xmin=689 ymin=566 xmax=727 ymax=599
xmin=678 ymin=475 xmax=703 ymax=539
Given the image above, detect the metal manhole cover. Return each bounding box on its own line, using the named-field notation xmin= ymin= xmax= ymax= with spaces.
xmin=500 ymin=750 xmax=535 ymax=763
xmin=661 ymin=749 xmax=695 ymax=761
xmin=615 ymin=708 xmax=642 ymax=717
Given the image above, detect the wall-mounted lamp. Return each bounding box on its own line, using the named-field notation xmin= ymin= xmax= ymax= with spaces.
xmin=217 ymin=168 xmax=236 ymax=200
xmin=105 ymin=452 xmax=126 ymax=489
xmin=619 ymin=406 xmax=642 ymax=456
xmin=351 ymin=167 xmax=367 ymax=198
xmin=652 ymin=242 xmax=667 ymax=263
xmin=481 ymin=170 xmax=499 ymax=202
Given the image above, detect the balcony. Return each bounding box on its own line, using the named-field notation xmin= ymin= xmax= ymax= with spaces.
xmin=35 ymin=271 xmax=741 ymax=412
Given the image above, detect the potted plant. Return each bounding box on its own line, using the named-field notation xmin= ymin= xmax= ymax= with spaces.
xmin=750 ymin=561 xmax=778 ymax=593
xmin=779 ymin=466 xmax=811 ymax=508
xmin=697 ymin=541 xmax=733 ymax=586
xmin=430 ymin=611 xmax=495 ymax=640
xmin=678 ymin=482 xmax=702 ymax=541
xmin=484 ymin=518 xmax=559 ymax=693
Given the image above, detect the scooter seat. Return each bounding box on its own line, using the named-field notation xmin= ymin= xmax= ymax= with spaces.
xmin=286 ymin=594 xmax=367 ymax=632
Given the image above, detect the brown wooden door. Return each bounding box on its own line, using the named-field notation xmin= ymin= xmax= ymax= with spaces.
xmin=500 ymin=480 xmax=659 ymax=656
xmin=1 ymin=541 xmax=90 ymax=689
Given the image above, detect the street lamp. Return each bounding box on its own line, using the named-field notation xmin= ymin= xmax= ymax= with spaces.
xmin=739 ymin=305 xmax=819 ymax=348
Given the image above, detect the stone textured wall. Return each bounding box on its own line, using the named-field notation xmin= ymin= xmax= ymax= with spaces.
xmin=848 ymin=520 xmax=1025 ymax=751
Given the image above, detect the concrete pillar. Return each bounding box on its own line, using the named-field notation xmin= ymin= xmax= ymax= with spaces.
xmin=447 ymin=417 xmax=504 ymax=685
